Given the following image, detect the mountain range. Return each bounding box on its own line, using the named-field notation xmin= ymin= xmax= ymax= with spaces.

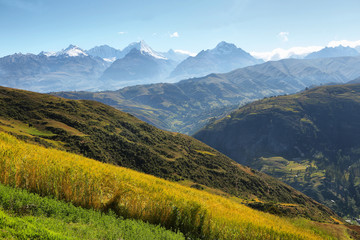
xmin=0 ymin=41 xmax=267 ymax=92
xmin=1 ymin=41 xmax=360 ymax=94
xmin=55 ymin=55 xmax=360 ymax=134
xmin=0 ymin=45 xmax=108 ymax=92
xmin=194 ymin=83 xmax=360 ymax=218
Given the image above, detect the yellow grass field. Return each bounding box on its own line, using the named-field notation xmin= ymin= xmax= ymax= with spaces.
xmin=0 ymin=132 xmax=350 ymax=239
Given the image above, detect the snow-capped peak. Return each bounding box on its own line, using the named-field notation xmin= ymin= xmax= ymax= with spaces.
xmin=123 ymin=40 xmax=167 ymax=59
xmin=56 ymin=45 xmax=88 ymax=57
xmin=138 ymin=40 xmax=167 ymax=59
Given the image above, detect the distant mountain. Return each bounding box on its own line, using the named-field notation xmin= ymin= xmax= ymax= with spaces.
xmin=194 ymin=84 xmax=360 ymax=218
xmin=54 ymin=56 xmax=360 ymax=134
xmin=170 ymin=41 xmax=263 ymax=79
xmin=305 ymin=45 xmax=359 ymax=59
xmin=0 ymin=45 xmax=109 ymax=92
xmin=86 ymin=45 xmax=123 ymax=62
xmin=348 ymin=76 xmax=360 ymax=84
xmin=101 ymin=41 xmax=177 ymax=89
xmin=161 ymin=49 xmax=191 ymax=63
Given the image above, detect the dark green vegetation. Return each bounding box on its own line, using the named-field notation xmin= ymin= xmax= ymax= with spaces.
xmin=0 ymin=86 xmax=338 ymax=222
xmin=194 ymin=83 xmax=360 ymax=218
xmin=0 ymin=183 xmax=184 ymax=239
xmin=55 ymin=56 xmax=360 ymax=134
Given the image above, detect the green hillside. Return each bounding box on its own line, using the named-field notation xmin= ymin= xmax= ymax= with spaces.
xmin=194 ymin=83 xmax=360 ymax=218
xmin=0 ymin=86 xmax=337 ymax=222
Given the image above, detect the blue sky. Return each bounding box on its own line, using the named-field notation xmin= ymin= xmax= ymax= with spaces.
xmin=1 ymin=0 xmax=360 ymax=57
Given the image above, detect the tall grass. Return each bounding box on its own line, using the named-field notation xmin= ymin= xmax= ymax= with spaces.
xmin=0 ymin=132 xmax=348 ymax=239
xmin=0 ymin=183 xmax=184 ymax=240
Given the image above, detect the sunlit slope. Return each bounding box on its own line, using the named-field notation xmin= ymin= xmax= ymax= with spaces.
xmin=0 ymin=132 xmax=351 ymax=239
xmin=0 ymin=86 xmax=337 ymax=220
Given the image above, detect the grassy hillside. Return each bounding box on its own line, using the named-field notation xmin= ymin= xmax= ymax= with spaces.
xmin=0 ymin=132 xmax=352 ymax=239
xmin=0 ymin=86 xmax=338 ymax=221
xmin=0 ymin=183 xmax=184 ymax=240
xmin=194 ymin=83 xmax=360 ymax=218
xmin=55 ymin=56 xmax=360 ymax=134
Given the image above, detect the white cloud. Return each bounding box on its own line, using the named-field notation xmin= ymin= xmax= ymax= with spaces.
xmin=170 ymin=32 xmax=179 ymax=38
xmin=251 ymin=45 xmax=323 ymax=61
xmin=278 ymin=32 xmax=289 ymax=42
xmin=174 ymin=49 xmax=196 ymax=57
xmin=118 ymin=31 xmax=126 ymax=35
xmin=250 ymin=38 xmax=360 ymax=62
xmin=327 ymin=39 xmax=360 ymax=48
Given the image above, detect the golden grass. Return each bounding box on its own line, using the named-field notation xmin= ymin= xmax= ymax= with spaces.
xmin=0 ymin=132 xmax=349 ymax=239
xmin=195 ymin=150 xmax=216 ymax=156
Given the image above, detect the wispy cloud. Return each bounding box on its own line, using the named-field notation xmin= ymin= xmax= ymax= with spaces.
xmin=170 ymin=32 xmax=179 ymax=38
xmin=118 ymin=31 xmax=126 ymax=35
xmin=251 ymin=46 xmax=323 ymax=61
xmin=278 ymin=32 xmax=289 ymax=42
xmin=327 ymin=40 xmax=360 ymax=48
xmin=174 ymin=49 xmax=196 ymax=57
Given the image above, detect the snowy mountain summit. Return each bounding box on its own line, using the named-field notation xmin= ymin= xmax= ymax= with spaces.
xmin=123 ymin=40 xmax=167 ymax=60
xmin=56 ymin=45 xmax=88 ymax=57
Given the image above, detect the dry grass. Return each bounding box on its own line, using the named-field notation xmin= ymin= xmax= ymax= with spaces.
xmin=0 ymin=132 xmax=350 ymax=239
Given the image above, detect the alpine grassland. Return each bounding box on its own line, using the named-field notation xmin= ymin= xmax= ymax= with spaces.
xmin=0 ymin=86 xmax=339 ymax=222
xmin=0 ymin=132 xmax=351 ymax=239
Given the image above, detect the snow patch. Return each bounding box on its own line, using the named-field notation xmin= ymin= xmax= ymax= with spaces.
xmin=103 ymin=57 xmax=116 ymax=62
xmin=56 ymin=45 xmax=88 ymax=57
